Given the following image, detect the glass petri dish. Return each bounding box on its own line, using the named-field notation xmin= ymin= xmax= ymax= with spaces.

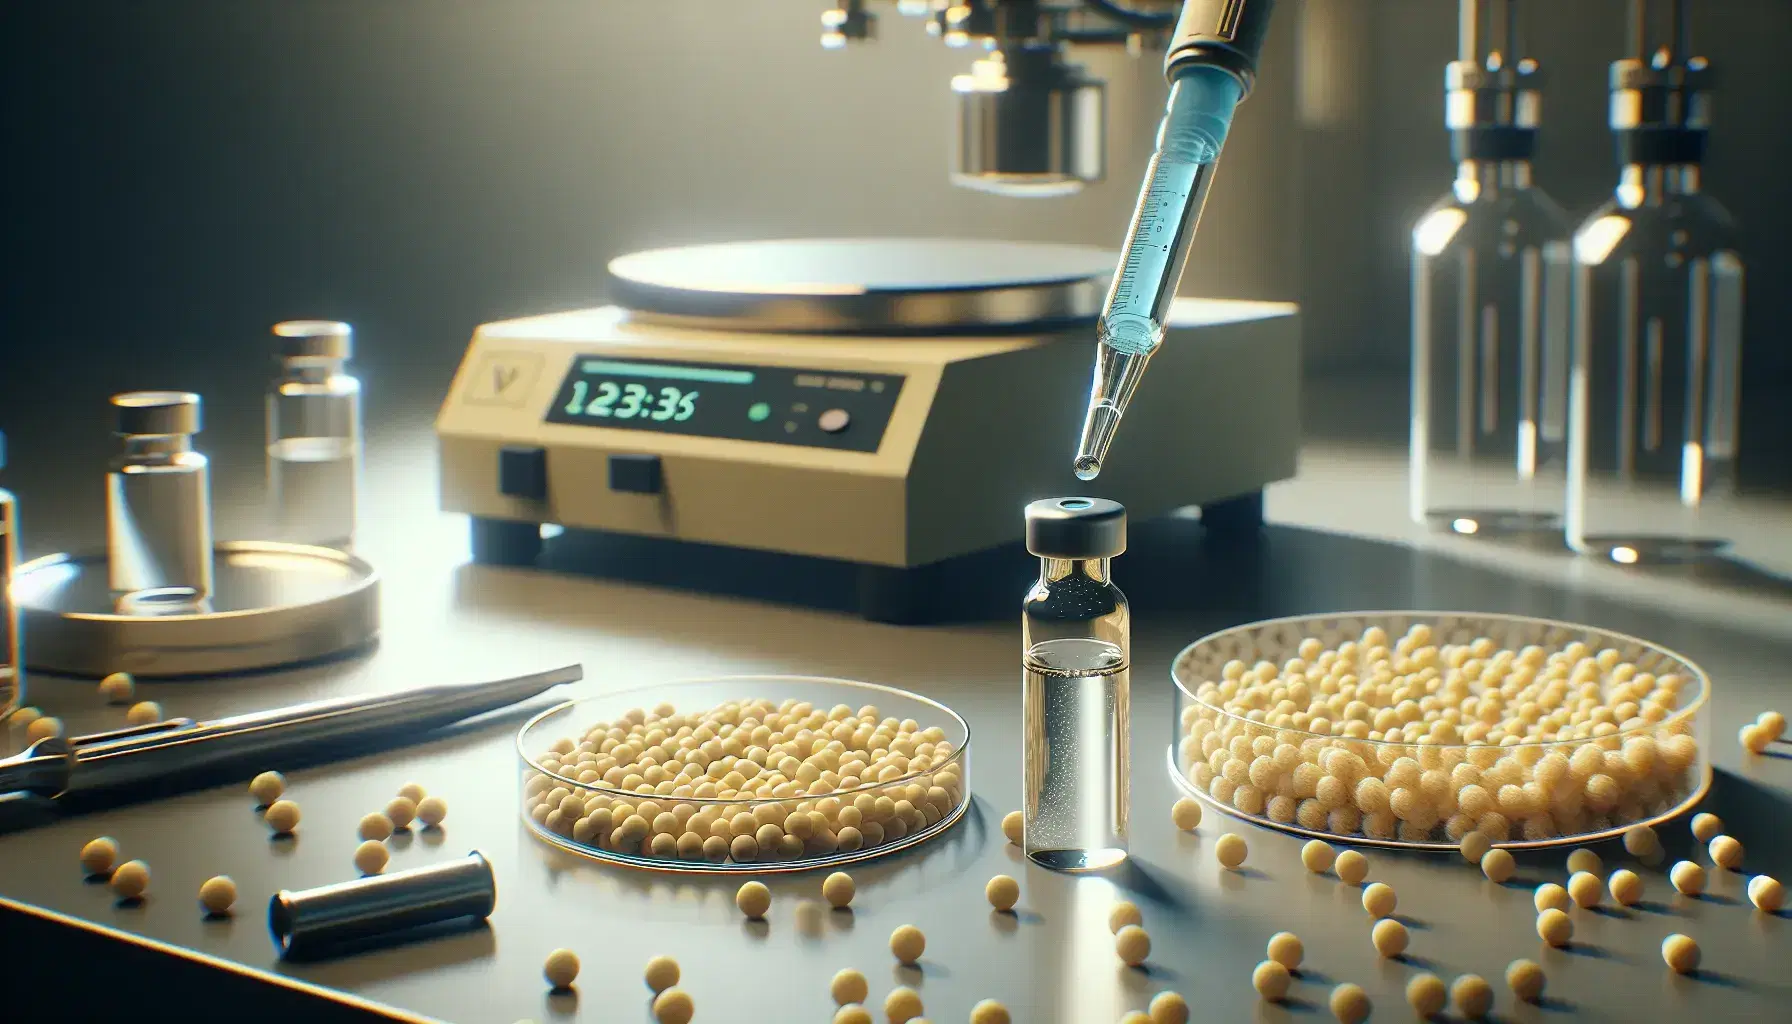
xmin=517 ymin=675 xmax=971 ymax=873
xmin=1167 ymin=611 xmax=1711 ymax=851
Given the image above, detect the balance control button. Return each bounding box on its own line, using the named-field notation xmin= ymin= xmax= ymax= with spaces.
xmin=497 ymin=445 xmax=548 ymax=500
xmin=818 ymin=409 xmax=851 ymax=434
xmin=608 ymin=453 xmax=663 ymax=495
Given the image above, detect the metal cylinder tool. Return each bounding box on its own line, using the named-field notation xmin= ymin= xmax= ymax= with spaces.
xmin=270 ymin=851 xmax=497 ymax=960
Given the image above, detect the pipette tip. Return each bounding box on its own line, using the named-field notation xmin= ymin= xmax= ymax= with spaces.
xmin=1074 ymin=398 xmax=1124 ymax=483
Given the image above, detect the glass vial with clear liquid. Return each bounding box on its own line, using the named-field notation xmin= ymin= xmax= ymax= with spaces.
xmin=1410 ymin=4 xmax=1572 ymax=536
xmin=1566 ymin=39 xmax=1742 ymax=563
xmin=0 ymin=430 xmax=22 ymax=718
xmin=268 ymin=321 xmax=361 ymax=549
xmin=1022 ymin=496 xmax=1129 ymax=872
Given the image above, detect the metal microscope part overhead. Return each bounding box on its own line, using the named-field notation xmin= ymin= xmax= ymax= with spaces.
xmin=821 ymin=0 xmax=877 ymax=49
xmin=822 ymin=0 xmax=1183 ymax=196
xmin=952 ymin=46 xmax=1106 ymax=196
xmin=1082 ymin=0 xmax=1178 ymax=29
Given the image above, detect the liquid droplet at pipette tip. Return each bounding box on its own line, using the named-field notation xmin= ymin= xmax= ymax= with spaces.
xmin=1074 ymin=456 xmax=1101 ymax=481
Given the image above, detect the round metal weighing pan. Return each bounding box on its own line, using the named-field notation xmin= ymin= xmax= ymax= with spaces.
xmin=1166 ymin=610 xmax=1713 ymax=852
xmin=13 ymin=541 xmax=380 ymax=678
xmin=517 ymin=675 xmax=972 ymax=874
xmin=607 ymin=238 xmax=1115 ymax=335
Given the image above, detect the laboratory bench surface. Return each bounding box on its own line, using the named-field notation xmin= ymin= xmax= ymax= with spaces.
xmin=3 ymin=411 xmax=1792 ymax=1024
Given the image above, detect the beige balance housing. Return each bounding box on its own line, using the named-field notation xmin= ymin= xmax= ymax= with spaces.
xmin=436 ymin=297 xmax=1298 ymax=576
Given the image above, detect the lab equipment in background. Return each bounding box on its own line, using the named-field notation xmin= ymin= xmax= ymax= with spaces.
xmin=0 ymin=665 xmax=579 ymax=809
xmin=106 ymin=391 xmax=214 ymax=604
xmin=271 ymin=851 xmax=497 ymax=960
xmin=267 ymin=320 xmax=362 ymax=550
xmin=1022 ymin=496 xmax=1130 ymax=871
xmin=0 ymin=430 xmax=21 ymax=717
xmin=1408 ymin=0 xmax=1572 ymax=536
xmin=822 ymin=0 xmax=1188 ymax=196
xmin=1075 ymin=0 xmax=1275 ymax=481
xmin=13 ymin=390 xmax=381 ymax=677
xmin=1566 ymin=0 xmax=1743 ymax=564
xmin=435 ymin=238 xmax=1299 ymax=623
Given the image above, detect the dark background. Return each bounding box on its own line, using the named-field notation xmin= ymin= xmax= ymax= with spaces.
xmin=2 ymin=0 xmax=1788 ymax=519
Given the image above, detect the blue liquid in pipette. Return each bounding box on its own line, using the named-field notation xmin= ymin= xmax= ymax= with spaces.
xmin=1076 ymin=66 xmax=1244 ymax=481
xmin=1100 ymin=66 xmax=1244 ymax=356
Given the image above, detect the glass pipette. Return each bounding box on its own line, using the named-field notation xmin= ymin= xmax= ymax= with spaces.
xmin=1073 ymin=64 xmax=1244 ymax=481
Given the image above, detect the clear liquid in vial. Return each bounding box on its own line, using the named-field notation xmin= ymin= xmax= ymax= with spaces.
xmin=268 ymin=435 xmax=357 ymax=548
xmin=1023 ymin=636 xmax=1130 ymax=872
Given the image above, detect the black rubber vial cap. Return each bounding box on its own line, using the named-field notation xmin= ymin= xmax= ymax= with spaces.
xmin=1025 ymin=497 xmax=1127 ymax=560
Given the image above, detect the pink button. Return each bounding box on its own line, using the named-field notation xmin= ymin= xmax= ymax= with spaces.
xmin=818 ymin=409 xmax=851 ymax=434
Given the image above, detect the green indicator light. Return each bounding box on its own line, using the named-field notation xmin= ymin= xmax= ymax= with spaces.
xmin=747 ymin=402 xmax=771 ymax=422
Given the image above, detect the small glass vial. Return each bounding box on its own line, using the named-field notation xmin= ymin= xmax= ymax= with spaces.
xmin=0 ymin=429 xmax=22 ymax=717
xmin=1566 ymin=34 xmax=1742 ymax=563
xmin=1409 ymin=3 xmax=1572 ymax=536
xmin=267 ymin=320 xmax=361 ymax=549
xmin=107 ymin=391 xmax=213 ymax=602
xmin=1022 ymin=496 xmax=1130 ymax=872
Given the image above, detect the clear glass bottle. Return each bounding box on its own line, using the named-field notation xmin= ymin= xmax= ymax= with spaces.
xmin=107 ymin=391 xmax=213 ymax=602
xmin=267 ymin=320 xmax=361 ymax=549
xmin=1021 ymin=496 xmax=1129 ymax=872
xmin=0 ymin=429 xmax=21 ymax=718
xmin=1566 ymin=44 xmax=1742 ymax=563
xmin=1409 ymin=5 xmax=1572 ymax=536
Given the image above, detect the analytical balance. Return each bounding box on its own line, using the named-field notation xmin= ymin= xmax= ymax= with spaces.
xmin=435 ymin=238 xmax=1298 ymax=620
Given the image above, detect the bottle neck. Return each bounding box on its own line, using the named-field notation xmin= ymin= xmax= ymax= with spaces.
xmin=1455 ymin=159 xmax=1533 ymax=195
xmin=1617 ymin=164 xmax=1701 ymax=207
xmin=121 ymin=435 xmax=193 ymax=458
xmin=281 ymin=357 xmax=348 ymax=384
xmin=1039 ymin=557 xmax=1111 ymax=583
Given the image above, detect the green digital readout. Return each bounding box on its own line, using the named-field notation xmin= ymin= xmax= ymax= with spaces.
xmin=562 ymin=379 xmax=699 ymax=422
xmin=559 ymin=360 xmax=754 ymax=423
xmin=544 ymin=355 xmax=904 ymax=452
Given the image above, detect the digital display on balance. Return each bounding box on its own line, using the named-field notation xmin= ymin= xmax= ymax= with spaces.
xmin=544 ymin=355 xmax=905 ymax=453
